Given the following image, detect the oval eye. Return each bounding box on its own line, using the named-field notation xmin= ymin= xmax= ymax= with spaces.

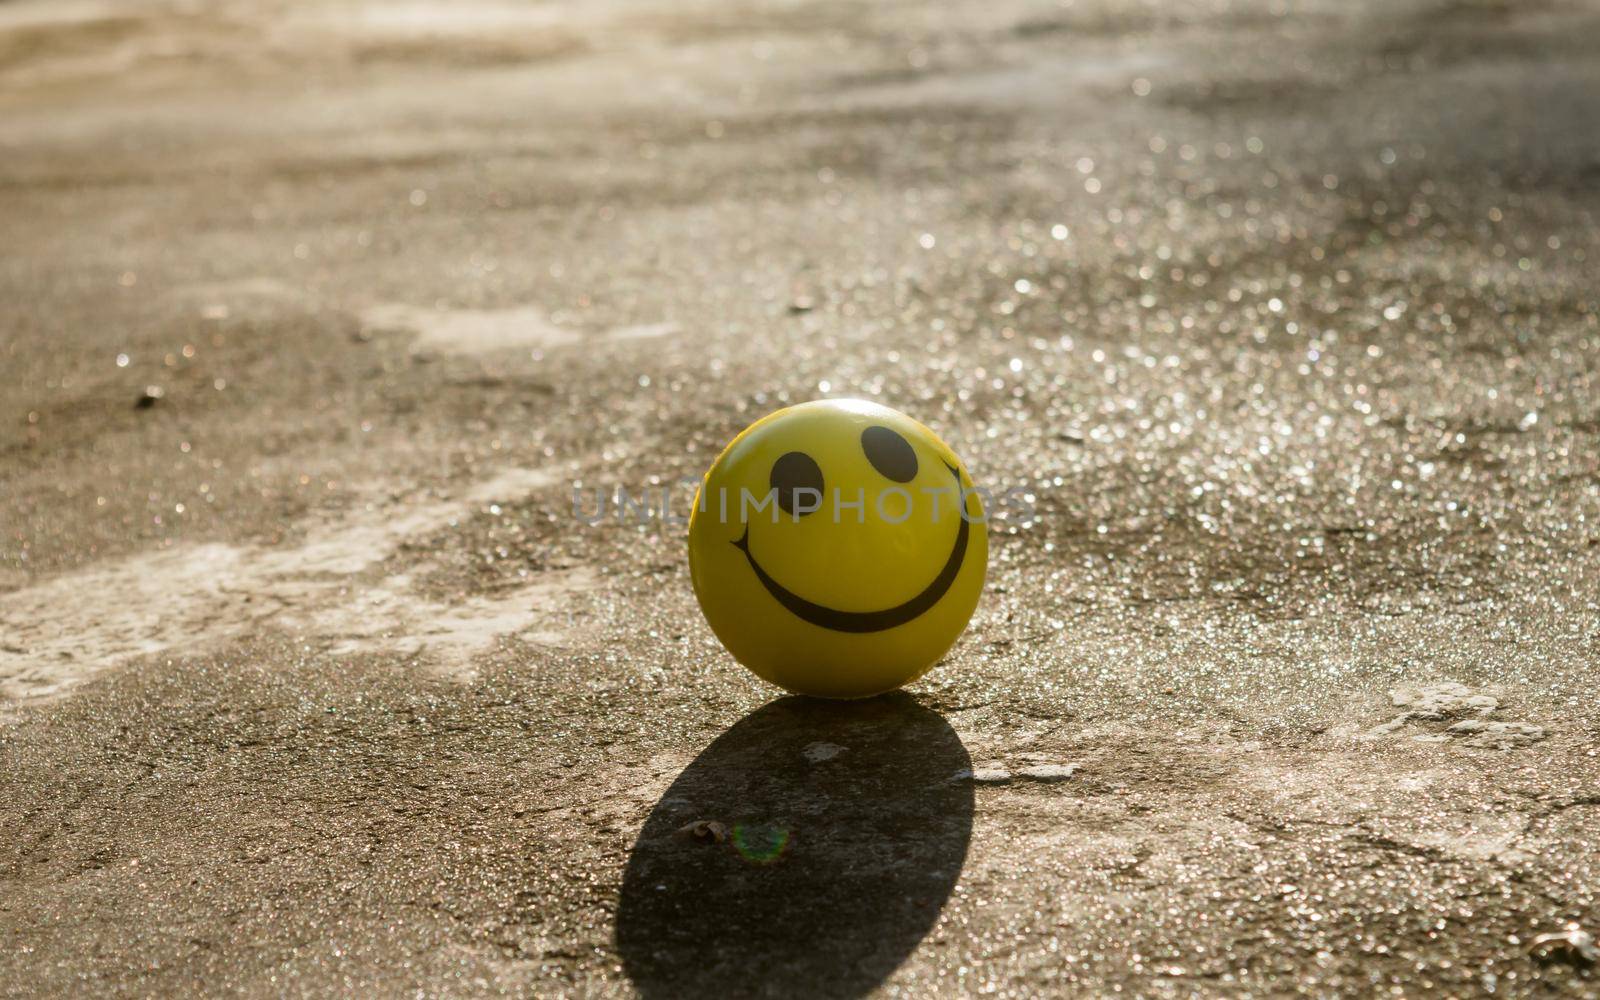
xmin=861 ymin=425 xmax=917 ymax=483
xmin=770 ymin=451 xmax=824 ymax=516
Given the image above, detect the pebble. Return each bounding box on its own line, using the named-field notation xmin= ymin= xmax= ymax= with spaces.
xmin=1015 ymin=764 xmax=1079 ymax=781
xmin=1529 ymin=924 xmax=1600 ymax=966
xmin=953 ymin=763 xmax=1078 ymax=783
xmin=953 ymin=766 xmax=1012 ymax=783
xmin=676 ymin=820 xmax=728 ymax=844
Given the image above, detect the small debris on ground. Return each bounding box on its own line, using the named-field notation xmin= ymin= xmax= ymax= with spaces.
xmin=953 ymin=763 xmax=1078 ymax=784
xmin=953 ymin=766 xmax=1012 ymax=784
xmin=675 ymin=820 xmax=728 ymax=844
xmin=135 ymin=385 xmax=165 ymax=408
xmin=1528 ymin=924 xmax=1600 ymax=966
xmin=1015 ymin=764 xmax=1078 ymax=782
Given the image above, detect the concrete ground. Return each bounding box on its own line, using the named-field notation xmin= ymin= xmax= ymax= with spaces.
xmin=3 ymin=0 xmax=1600 ymax=995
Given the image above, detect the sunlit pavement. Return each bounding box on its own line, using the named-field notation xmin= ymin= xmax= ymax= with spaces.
xmin=3 ymin=0 xmax=1599 ymax=994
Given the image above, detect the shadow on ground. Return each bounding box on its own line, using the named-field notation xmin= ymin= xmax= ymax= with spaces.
xmin=616 ymin=694 xmax=973 ymax=999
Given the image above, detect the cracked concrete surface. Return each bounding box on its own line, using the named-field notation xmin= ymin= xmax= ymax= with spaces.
xmin=3 ymin=0 xmax=1600 ymax=995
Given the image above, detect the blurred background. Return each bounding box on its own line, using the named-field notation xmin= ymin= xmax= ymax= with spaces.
xmin=3 ymin=0 xmax=1599 ymax=995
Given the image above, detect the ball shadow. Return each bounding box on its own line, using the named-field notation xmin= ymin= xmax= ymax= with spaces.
xmin=616 ymin=694 xmax=973 ymax=999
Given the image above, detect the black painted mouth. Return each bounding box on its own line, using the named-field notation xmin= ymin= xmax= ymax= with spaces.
xmin=732 ymin=462 xmax=971 ymax=633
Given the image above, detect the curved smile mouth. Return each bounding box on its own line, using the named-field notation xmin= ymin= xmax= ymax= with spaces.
xmin=732 ymin=462 xmax=971 ymax=633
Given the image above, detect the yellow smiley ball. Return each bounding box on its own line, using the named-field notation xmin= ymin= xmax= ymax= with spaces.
xmin=688 ymin=399 xmax=987 ymax=699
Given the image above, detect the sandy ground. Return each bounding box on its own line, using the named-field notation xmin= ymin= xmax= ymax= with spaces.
xmin=3 ymin=0 xmax=1600 ymax=995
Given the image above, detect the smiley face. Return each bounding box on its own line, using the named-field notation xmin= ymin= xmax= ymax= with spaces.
xmin=688 ymin=399 xmax=987 ymax=699
xmin=731 ymin=443 xmax=973 ymax=634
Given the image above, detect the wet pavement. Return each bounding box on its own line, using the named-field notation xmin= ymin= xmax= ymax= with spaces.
xmin=3 ymin=0 xmax=1599 ymax=995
